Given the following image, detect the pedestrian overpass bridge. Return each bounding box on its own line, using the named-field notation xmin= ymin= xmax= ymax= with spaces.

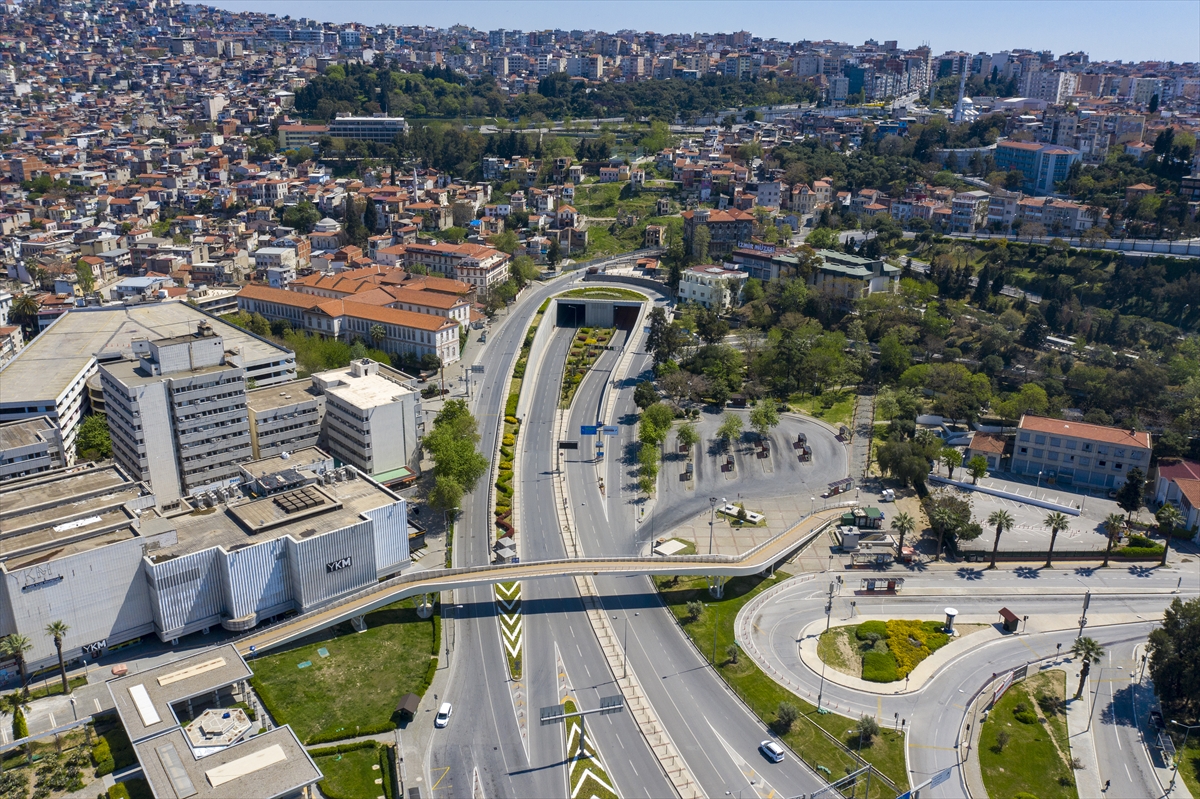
xmin=236 ymin=512 xmax=842 ymax=656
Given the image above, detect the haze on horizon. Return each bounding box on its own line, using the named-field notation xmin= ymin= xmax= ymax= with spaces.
xmin=207 ymin=0 xmax=1200 ymax=64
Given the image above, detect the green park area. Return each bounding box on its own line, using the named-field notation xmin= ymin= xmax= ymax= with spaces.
xmin=817 ymin=620 xmax=978 ymax=683
xmin=249 ymin=599 xmax=438 ymax=744
xmin=978 ymin=670 xmax=1077 ymax=799
xmin=311 ymin=742 xmax=397 ymax=799
xmin=788 ymin=390 xmax=856 ymax=427
xmin=562 ymin=327 xmax=615 ymax=407
xmin=655 ymin=573 xmax=908 ymax=797
xmin=558 ymin=286 xmax=647 ymax=301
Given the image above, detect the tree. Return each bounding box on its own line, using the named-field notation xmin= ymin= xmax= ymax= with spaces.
xmin=1149 ymin=93 xmax=1159 ymax=114
xmin=878 ymin=332 xmax=910 ymax=380
xmin=986 ymin=510 xmax=1014 ymax=570
xmin=805 ymin=227 xmax=838 ymax=250
xmin=424 ymin=400 xmax=488 ymax=499
xmin=45 ymin=621 xmax=70 ymax=695
xmin=1116 ymin=467 xmax=1145 ymax=520
xmin=370 ymin=324 xmax=386 ymax=348
xmin=362 ymin=197 xmax=378 ymax=233
xmin=634 ymin=380 xmax=659 ymax=410
xmin=677 ymin=423 xmax=699 ymax=451
xmin=749 ymin=401 xmax=779 ymax=439
xmin=1156 ymin=503 xmax=1184 ymax=567
xmin=890 ymin=512 xmax=915 ymax=554
xmin=1146 ymin=597 xmax=1200 ymax=719
xmin=940 ymin=447 xmax=962 ymax=480
xmin=1070 ymin=637 xmax=1105 ymax=699
xmin=923 ymin=490 xmax=979 ymax=560
xmin=717 ymin=413 xmax=743 ymax=445
xmin=776 ymin=702 xmax=799 ymax=733
xmin=429 ymin=475 xmax=464 ymax=515
xmin=282 ymin=202 xmax=321 ymax=233
xmin=74 ymin=259 xmax=95 ymax=295
xmin=686 ymin=601 xmax=703 ymax=621
xmin=10 ymin=293 xmax=41 ymax=338
xmin=725 ymin=643 xmax=739 ymax=664
xmin=492 ymin=230 xmax=519 ymax=254
xmin=10 ymin=698 xmax=28 ymax=741
xmin=691 ymin=224 xmax=711 ymax=264
xmin=547 ymin=238 xmax=561 ymax=270
xmin=1101 ymin=513 xmax=1125 ymax=568
xmin=855 ymin=714 xmax=881 ymax=745
xmin=640 ymin=402 xmax=675 ymax=446
xmin=1043 ymin=511 xmax=1071 ymax=568
xmin=75 ymin=414 xmax=112 ymax=460
xmin=646 ymin=307 xmax=683 ymax=366
xmin=967 ymin=455 xmax=989 ymax=485
xmin=510 ymin=255 xmax=539 ymax=288
xmin=0 ymin=634 xmax=32 ymax=696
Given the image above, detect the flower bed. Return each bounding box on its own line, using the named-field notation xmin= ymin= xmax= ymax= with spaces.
xmin=560 ymin=327 xmax=614 ymax=408
xmin=821 ymin=620 xmax=954 ymax=683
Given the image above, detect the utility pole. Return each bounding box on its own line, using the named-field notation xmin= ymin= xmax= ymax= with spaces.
xmin=708 ymin=496 xmax=718 ymax=554
xmin=817 ymin=581 xmax=835 ymax=711
xmin=1078 ymin=591 xmax=1091 ymax=640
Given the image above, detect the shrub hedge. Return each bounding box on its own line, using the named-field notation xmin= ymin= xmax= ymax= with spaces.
xmin=861 ymin=651 xmax=899 ymax=682
xmin=855 ymin=620 xmax=888 ymax=640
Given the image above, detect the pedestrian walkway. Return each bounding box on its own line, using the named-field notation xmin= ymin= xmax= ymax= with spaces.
xmin=849 ymin=389 xmax=875 ymax=481
xmin=1064 ymin=660 xmax=1105 ymax=799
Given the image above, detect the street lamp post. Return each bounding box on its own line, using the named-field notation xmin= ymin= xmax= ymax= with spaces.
xmin=708 ymin=497 xmax=718 ymax=555
xmin=1169 ymin=721 xmax=1200 ymax=793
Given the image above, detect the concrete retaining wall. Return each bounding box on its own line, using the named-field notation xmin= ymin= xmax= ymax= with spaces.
xmin=927 ymin=474 xmax=1080 ymax=515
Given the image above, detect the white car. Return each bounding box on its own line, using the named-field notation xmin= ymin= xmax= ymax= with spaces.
xmin=759 ymin=740 xmax=784 ymax=763
xmin=435 ymin=702 xmax=452 ymax=728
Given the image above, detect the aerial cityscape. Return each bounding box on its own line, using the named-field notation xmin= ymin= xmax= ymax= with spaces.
xmin=0 ymin=2 xmax=1198 ymax=799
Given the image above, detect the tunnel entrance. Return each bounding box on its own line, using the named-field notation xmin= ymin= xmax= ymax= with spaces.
xmin=612 ymin=304 xmax=640 ymax=330
xmin=557 ymin=301 xmax=586 ymax=327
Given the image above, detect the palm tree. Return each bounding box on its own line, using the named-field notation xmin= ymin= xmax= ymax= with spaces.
xmin=9 ymin=293 xmax=40 ymax=337
xmin=986 ymin=510 xmax=1014 ymax=570
xmin=890 ymin=511 xmax=916 ymax=555
xmin=1155 ymin=504 xmax=1184 ymax=568
xmin=369 ymin=324 xmax=386 ymax=349
xmin=1070 ymin=637 xmax=1105 ymax=699
xmin=929 ymin=504 xmax=954 ymax=561
xmin=1101 ymin=513 xmax=1125 ymax=568
xmin=44 ymin=621 xmax=70 ymax=696
xmin=1043 ymin=512 xmax=1070 ymax=568
xmin=0 ymin=634 xmax=32 ymax=697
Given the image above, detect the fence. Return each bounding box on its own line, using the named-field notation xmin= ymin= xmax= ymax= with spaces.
xmin=958 ymin=548 xmax=1160 ymax=562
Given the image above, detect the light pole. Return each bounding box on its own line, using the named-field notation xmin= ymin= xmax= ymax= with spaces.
xmin=1078 ymin=590 xmax=1091 ymax=640
xmin=708 ymin=497 xmax=718 ymax=555
xmin=1169 ymin=721 xmax=1200 ymax=793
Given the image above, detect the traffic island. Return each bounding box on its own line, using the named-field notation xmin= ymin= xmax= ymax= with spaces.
xmin=817 ymin=619 xmax=987 ymax=683
xmin=978 ymin=669 xmax=1079 ymax=799
xmin=655 ymin=572 xmax=909 ymax=798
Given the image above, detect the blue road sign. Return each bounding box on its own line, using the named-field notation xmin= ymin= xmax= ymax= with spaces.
xmin=581 ymin=425 xmax=599 ymax=435
xmin=602 ymin=425 xmax=619 ymax=435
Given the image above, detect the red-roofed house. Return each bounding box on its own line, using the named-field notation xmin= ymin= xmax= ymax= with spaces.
xmin=1153 ymin=459 xmax=1200 ymax=536
xmin=1013 ymin=415 xmax=1151 ymax=488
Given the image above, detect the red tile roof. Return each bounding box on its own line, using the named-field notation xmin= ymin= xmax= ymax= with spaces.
xmin=1018 ymin=415 xmax=1151 ymax=448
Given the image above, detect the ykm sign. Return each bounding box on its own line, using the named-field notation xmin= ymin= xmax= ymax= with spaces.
xmin=326 ymin=556 xmax=352 ymax=573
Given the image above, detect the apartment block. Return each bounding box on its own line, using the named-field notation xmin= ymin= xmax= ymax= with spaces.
xmin=994 ymin=140 xmax=1081 ymax=195
xmin=312 ymin=360 xmax=420 ymax=481
xmin=99 ymin=322 xmax=253 ymax=504
xmin=246 ymin=381 xmax=325 ymax=460
xmin=326 ymin=115 xmax=410 ymax=143
xmin=1012 ymin=415 xmax=1151 ymax=489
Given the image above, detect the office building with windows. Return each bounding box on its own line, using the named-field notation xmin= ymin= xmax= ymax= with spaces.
xmin=1011 ymin=415 xmax=1151 ymax=489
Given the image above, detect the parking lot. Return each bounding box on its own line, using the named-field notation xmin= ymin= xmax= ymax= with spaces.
xmin=930 ymin=473 xmax=1133 ymax=552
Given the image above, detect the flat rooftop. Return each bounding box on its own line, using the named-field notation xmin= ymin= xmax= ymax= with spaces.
xmin=246 ymin=378 xmax=321 ymax=413
xmin=0 ymin=416 xmax=57 ymax=450
xmin=141 ymin=474 xmax=399 ymax=560
xmin=100 ymin=357 xmax=235 ymax=389
xmin=240 ymin=447 xmax=329 ymax=481
xmin=314 ymin=366 xmax=416 ymax=410
xmin=135 ymin=726 xmax=320 ymax=799
xmin=0 ymin=304 xmax=292 ymax=405
xmin=109 ymin=644 xmax=253 ymax=743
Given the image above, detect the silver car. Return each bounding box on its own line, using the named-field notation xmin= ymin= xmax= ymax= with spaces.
xmin=759 ymin=740 xmax=784 ymax=763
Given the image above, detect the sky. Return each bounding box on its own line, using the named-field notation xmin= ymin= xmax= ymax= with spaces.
xmin=206 ymin=1 xmax=1200 ymax=63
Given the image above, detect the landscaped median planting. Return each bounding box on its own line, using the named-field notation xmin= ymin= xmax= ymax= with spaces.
xmin=561 ymin=699 xmax=619 ymax=799
xmin=310 ymin=741 xmax=398 ymax=799
xmin=978 ymin=669 xmax=1078 ymax=799
xmin=656 ymin=573 xmax=908 ymax=798
xmin=561 ymin=327 xmax=614 ymax=408
xmin=495 ymin=581 xmax=523 ymax=680
xmin=818 ymin=619 xmax=979 ymax=683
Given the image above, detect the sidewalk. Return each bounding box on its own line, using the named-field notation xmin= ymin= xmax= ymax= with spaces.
xmin=1064 ymin=660 xmax=1105 ymax=799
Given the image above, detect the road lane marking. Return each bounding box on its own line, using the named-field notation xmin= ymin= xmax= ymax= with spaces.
xmin=431 ymin=767 xmax=450 ymax=790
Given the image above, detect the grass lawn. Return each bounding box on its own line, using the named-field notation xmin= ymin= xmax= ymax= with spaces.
xmin=250 ymin=599 xmax=435 ymax=744
xmin=788 ymin=390 xmax=856 ymax=427
xmin=817 ymin=626 xmax=862 ymax=678
xmin=1171 ymin=730 xmax=1200 ymax=796
xmin=978 ymin=669 xmax=1077 ymax=799
xmin=24 ymin=674 xmax=88 ymax=700
xmin=558 ymin=286 xmax=647 ymax=301
xmin=313 ymin=744 xmax=394 ymax=799
xmin=656 ymin=573 xmax=908 ymax=796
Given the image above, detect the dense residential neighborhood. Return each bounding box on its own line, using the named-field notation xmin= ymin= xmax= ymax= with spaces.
xmin=0 ymin=3 xmax=1198 ymax=799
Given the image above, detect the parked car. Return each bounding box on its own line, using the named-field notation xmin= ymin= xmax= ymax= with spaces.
xmin=435 ymin=702 xmax=453 ymax=728
xmin=1149 ymin=709 xmax=1165 ymax=730
xmin=758 ymin=740 xmax=784 ymax=763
